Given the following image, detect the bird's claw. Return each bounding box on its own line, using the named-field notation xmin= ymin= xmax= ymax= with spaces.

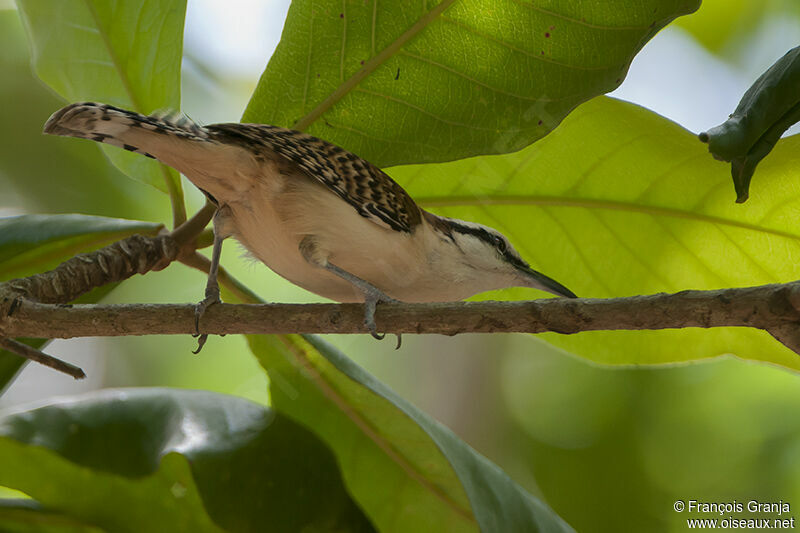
xmin=193 ymin=288 xmax=221 ymax=354
xmin=192 ymin=336 xmax=208 ymax=355
xmin=363 ymin=295 xmax=384 ymax=340
xmin=363 ymin=290 xmax=401 ymax=348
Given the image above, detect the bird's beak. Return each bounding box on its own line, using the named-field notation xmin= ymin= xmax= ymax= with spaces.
xmin=516 ymin=265 xmax=577 ymax=298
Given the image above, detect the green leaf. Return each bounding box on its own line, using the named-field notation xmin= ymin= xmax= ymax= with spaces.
xmin=0 ymin=214 xmax=162 ymax=280
xmin=0 ymin=214 xmax=162 ymax=394
xmin=387 ymin=96 xmax=800 ymax=370
xmin=0 ymin=388 xmax=374 ymax=533
xmin=244 ymin=0 xmax=700 ymax=167
xmin=0 ymin=499 xmax=103 ymax=533
xmin=699 ymin=46 xmax=800 ymax=202
xmin=15 ymin=0 xmax=185 ymax=198
xmin=0 ymin=340 xmax=40 ymax=398
xmin=249 ymin=334 xmax=574 ymax=533
xmin=675 ymin=0 xmax=800 ymax=54
xmin=0 ymin=10 xmax=152 ymax=221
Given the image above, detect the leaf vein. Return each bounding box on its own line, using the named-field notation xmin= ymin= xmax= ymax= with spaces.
xmin=277 ymin=336 xmax=476 ymax=523
xmin=416 ymin=195 xmax=800 ymax=242
xmin=324 ymin=120 xmax=433 ymax=149
xmin=354 ymin=87 xmax=500 ymax=131
xmin=293 ymin=0 xmax=459 ymax=131
xmin=340 ymin=0 xmax=347 ymax=83
xmin=399 ymin=50 xmax=564 ymax=102
xmin=83 ymin=0 xmax=143 ymax=111
xmin=438 ymin=14 xmax=613 ymax=71
xmin=508 ymin=0 xmax=660 ymax=31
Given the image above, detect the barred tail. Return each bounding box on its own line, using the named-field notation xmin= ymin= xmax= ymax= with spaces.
xmin=43 ymin=102 xmax=211 ymax=163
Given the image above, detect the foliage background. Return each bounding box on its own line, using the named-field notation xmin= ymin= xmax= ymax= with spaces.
xmin=1 ymin=1 xmax=800 ymax=531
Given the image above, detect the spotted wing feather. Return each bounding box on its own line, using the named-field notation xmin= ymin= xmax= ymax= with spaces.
xmin=206 ymin=123 xmax=421 ymax=233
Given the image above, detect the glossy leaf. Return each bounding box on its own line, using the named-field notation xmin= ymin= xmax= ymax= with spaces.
xmin=699 ymin=46 xmax=800 ymax=202
xmin=0 ymin=214 xmax=162 ymax=394
xmin=16 ymin=0 xmax=185 ymax=197
xmin=0 ymin=388 xmax=373 ymax=533
xmin=386 ymin=96 xmax=800 ymax=370
xmin=244 ymin=0 xmax=700 ymax=168
xmin=249 ymin=334 xmax=574 ymax=533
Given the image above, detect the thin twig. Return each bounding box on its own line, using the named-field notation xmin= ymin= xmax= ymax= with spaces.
xmin=0 ymin=337 xmax=85 ymax=379
xmin=170 ymin=202 xmax=215 ymax=250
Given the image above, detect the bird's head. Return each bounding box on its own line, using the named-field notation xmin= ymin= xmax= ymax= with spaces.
xmin=430 ymin=215 xmax=577 ymax=299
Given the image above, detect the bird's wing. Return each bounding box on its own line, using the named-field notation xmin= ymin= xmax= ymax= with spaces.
xmin=43 ymin=102 xmax=421 ymax=234
xmin=206 ymin=123 xmax=422 ymax=234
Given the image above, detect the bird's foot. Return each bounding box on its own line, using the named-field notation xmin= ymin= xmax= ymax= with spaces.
xmin=193 ymin=287 xmax=221 ymax=354
xmin=315 ymin=257 xmax=403 ymax=348
xmin=363 ymin=288 xmax=402 ymax=349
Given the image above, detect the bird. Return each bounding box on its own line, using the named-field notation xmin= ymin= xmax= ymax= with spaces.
xmin=43 ymin=102 xmax=577 ymax=349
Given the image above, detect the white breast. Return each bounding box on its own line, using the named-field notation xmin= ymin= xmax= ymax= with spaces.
xmin=223 ymin=167 xmax=433 ymax=302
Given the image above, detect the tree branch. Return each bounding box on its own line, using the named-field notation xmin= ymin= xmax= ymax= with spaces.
xmin=3 ymin=207 xmax=800 ymax=378
xmin=0 ymin=204 xmax=215 ymax=314
xmin=2 ymin=281 xmax=800 ymax=354
xmin=0 ymin=204 xmax=216 ymax=378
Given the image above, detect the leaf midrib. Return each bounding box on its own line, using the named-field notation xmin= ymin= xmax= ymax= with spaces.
xmin=84 ymin=0 xmax=185 ymax=222
xmin=277 ymin=335 xmax=476 ymax=525
xmin=293 ymin=0 xmax=458 ymax=131
xmin=417 ymin=195 xmax=800 ymax=242
xmin=84 ymin=0 xmax=142 ymax=111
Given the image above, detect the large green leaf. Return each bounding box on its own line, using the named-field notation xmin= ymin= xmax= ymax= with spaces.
xmin=0 ymin=499 xmax=102 ymax=533
xmin=0 ymin=10 xmax=152 ymax=221
xmin=244 ymin=0 xmax=699 ymax=167
xmin=0 ymin=214 xmax=162 ymax=394
xmin=15 ymin=0 xmax=185 ymax=197
xmin=387 ymin=96 xmax=800 ymax=369
xmin=249 ymin=334 xmax=574 ymax=533
xmin=0 ymin=388 xmax=374 ymax=533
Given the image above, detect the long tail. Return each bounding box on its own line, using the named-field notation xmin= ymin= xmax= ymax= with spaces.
xmin=42 ymin=102 xmax=260 ymax=202
xmin=43 ymin=102 xmax=212 ymax=165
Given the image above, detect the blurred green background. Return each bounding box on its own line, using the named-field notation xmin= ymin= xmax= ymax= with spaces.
xmin=2 ymin=1 xmax=800 ymax=531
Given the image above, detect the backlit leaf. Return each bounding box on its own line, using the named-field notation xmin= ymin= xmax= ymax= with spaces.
xmin=16 ymin=0 xmax=185 ymax=196
xmin=245 ymin=0 xmax=700 ymax=167
xmin=388 ymin=96 xmax=800 ymax=370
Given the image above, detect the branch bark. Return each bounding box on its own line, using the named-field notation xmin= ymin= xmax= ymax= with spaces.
xmin=2 ymin=281 xmax=800 ymax=355
xmin=0 ymin=203 xmax=215 ymax=312
xmin=3 ymin=204 xmax=800 ymax=375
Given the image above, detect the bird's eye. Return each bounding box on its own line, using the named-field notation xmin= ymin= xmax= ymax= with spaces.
xmin=493 ymin=235 xmax=507 ymax=253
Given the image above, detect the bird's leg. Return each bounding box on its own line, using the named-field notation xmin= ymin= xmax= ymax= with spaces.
xmin=194 ymin=205 xmax=232 ymax=353
xmin=324 ymin=261 xmax=398 ymax=342
xmin=299 ymin=236 xmax=401 ymax=347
